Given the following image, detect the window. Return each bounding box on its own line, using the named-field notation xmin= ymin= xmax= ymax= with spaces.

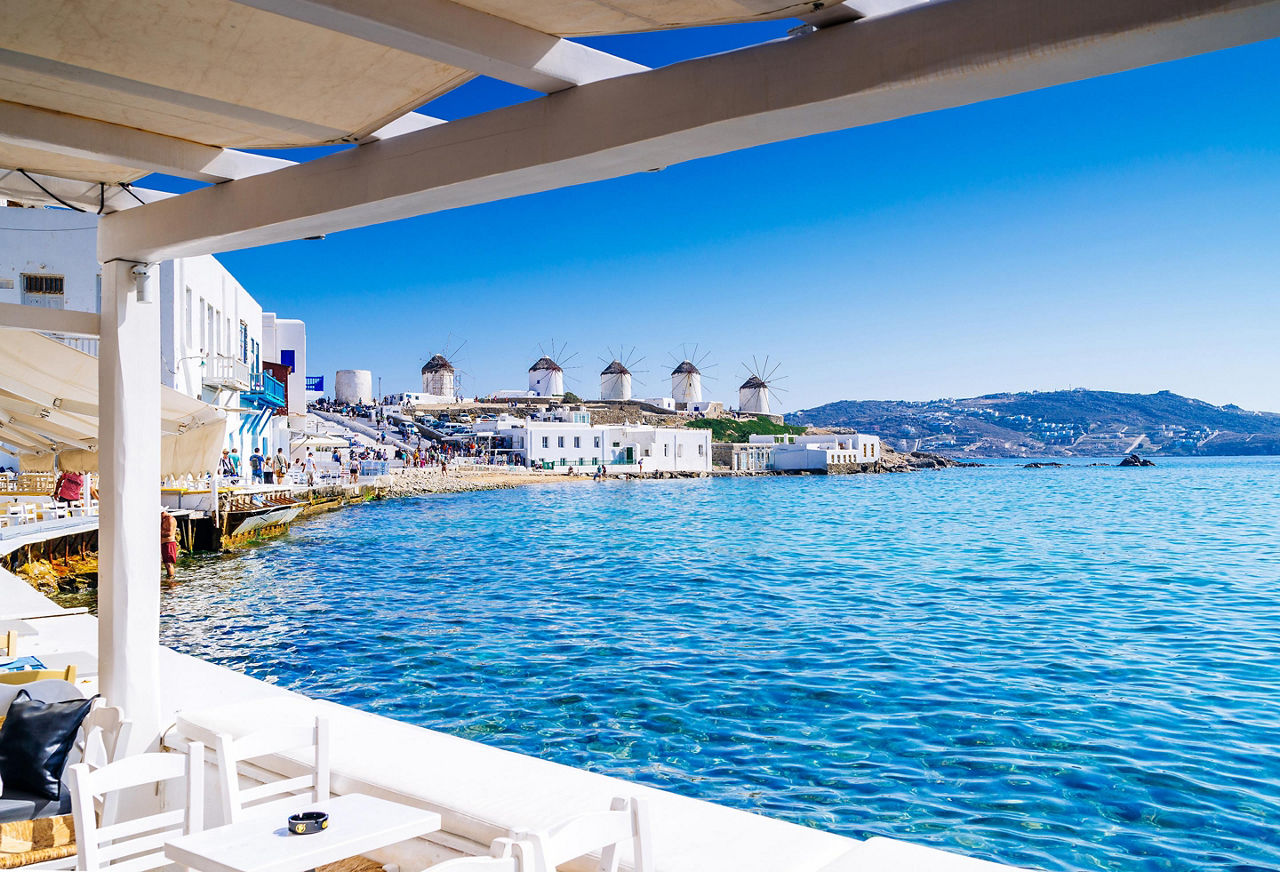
xmin=678 ymin=444 xmax=684 ymax=457
xmin=281 ymin=349 xmax=296 ymax=370
xmin=20 ymin=274 xmax=64 ymax=309
xmin=557 ymin=436 xmax=564 ymax=448
xmin=663 ymin=445 xmax=669 ymax=457
xmin=592 ymin=457 xmax=598 ymax=465
xmin=541 ymin=436 xmax=549 ymax=448
xmin=593 ymin=436 xmax=600 ymax=448
xmin=698 ymin=444 xmax=705 ymax=457
xmin=573 ymin=436 xmax=580 ymax=448
xmin=239 ymin=321 xmax=249 ymax=363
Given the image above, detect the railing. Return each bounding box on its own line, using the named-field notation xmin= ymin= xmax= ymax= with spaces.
xmin=203 ymin=354 xmax=252 ymax=390
xmin=246 ymin=371 xmax=286 ymax=407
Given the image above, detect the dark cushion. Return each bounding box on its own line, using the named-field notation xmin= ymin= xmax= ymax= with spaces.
xmin=0 ymin=783 xmax=72 ymax=823
xmin=0 ymin=691 xmax=95 ymax=801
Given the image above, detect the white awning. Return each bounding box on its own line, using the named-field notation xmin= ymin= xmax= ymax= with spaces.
xmin=290 ymin=433 xmax=349 ymax=449
xmin=0 ymin=330 xmax=226 ymax=476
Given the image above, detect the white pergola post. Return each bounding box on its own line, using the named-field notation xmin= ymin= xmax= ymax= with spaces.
xmin=97 ymin=258 xmax=162 ymax=748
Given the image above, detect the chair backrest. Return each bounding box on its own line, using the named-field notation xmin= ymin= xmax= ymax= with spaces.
xmin=0 ymin=665 xmax=77 ymax=686
xmin=67 ymin=743 xmax=204 ymax=872
xmin=214 ymin=717 xmax=329 ymax=824
xmin=429 ymin=839 xmax=530 ymax=872
xmin=516 ymin=798 xmax=652 ymax=872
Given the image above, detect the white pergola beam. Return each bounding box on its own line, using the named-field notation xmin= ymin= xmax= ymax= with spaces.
xmin=0 ymin=301 xmax=99 ymax=337
xmin=102 ymin=0 xmax=1280 ymax=263
xmin=0 ymin=101 xmax=293 ymax=182
xmin=233 ymin=0 xmax=648 ymax=93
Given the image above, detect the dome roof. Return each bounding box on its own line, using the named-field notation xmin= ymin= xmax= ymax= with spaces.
xmin=740 ymin=375 xmax=767 ymax=390
xmin=421 ymin=354 xmax=454 ymax=374
xmin=529 ymin=356 xmax=563 ymax=373
xmin=672 ymin=360 xmax=700 ymax=375
xmin=601 ymin=360 xmax=630 ymax=375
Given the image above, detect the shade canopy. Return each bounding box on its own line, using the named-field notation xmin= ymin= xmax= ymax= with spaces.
xmin=0 ymin=330 xmax=226 ymax=476
xmin=290 ymin=433 xmax=349 ymax=449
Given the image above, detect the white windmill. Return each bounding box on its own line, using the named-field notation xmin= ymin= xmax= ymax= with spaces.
xmin=528 ymin=340 xmax=577 ymax=397
xmin=738 ymin=356 xmax=785 ymax=414
xmin=669 ymin=344 xmax=715 ymax=408
xmin=420 ymin=337 xmax=467 ymax=399
xmin=599 ymin=347 xmax=645 ymax=402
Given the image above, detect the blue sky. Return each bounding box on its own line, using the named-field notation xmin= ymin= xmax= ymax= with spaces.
xmin=171 ymin=27 xmax=1278 ymax=414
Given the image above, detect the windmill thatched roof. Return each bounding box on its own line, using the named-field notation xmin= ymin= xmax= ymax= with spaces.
xmin=740 ymin=375 xmax=767 ymax=390
xmin=601 ymin=360 xmax=630 ymax=376
xmin=672 ymin=360 xmax=700 ymax=375
xmin=421 ymin=354 xmax=454 ymax=374
xmin=529 ymin=356 xmax=563 ymax=373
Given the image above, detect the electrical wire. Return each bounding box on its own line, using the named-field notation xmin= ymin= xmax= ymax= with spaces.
xmin=16 ymin=169 xmax=86 ymax=212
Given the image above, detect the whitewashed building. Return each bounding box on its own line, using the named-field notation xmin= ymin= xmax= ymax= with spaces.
xmin=491 ymin=413 xmax=710 ymax=473
xmin=749 ymin=433 xmax=882 ymax=472
xmin=261 ymin=313 xmax=309 ymax=420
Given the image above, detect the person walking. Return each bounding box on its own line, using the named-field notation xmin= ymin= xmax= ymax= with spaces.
xmin=348 ymin=456 xmax=360 ymax=484
xmin=161 ymin=507 xmax=179 ymax=579
xmin=218 ymin=449 xmax=237 ymax=481
xmin=249 ymin=447 xmax=265 ymax=484
xmin=304 ymin=451 xmax=317 ymax=486
xmin=229 ymin=447 xmax=242 ymax=479
xmin=272 ymin=448 xmax=289 ymax=485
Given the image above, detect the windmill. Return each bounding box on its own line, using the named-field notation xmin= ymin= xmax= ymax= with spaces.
xmin=598 ymin=346 xmax=647 ymax=402
xmin=528 ymin=339 xmax=579 ymax=398
xmin=738 ymin=356 xmax=786 ymax=414
xmin=667 ymin=344 xmax=716 ymax=407
xmin=420 ymin=336 xmax=468 ymax=400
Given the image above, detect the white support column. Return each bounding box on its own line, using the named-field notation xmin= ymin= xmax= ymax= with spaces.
xmin=97 ymin=259 xmax=162 ymax=749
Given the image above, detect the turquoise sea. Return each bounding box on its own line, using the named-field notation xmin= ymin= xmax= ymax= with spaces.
xmin=159 ymin=458 xmax=1280 ymax=872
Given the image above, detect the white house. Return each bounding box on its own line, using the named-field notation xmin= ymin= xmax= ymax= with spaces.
xmin=491 ymin=412 xmax=711 ymax=473
xmin=261 ymin=313 xmax=309 ymax=420
xmin=160 ymin=254 xmax=290 ymax=468
xmin=749 ymin=433 xmax=882 ymax=472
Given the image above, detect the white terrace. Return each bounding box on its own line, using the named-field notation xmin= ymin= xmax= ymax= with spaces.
xmin=0 ymin=2 xmax=1278 ymax=871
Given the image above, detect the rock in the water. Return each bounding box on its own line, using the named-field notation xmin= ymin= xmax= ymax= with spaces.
xmin=1023 ymin=462 xmax=1066 ymax=469
xmin=1118 ymin=453 xmax=1155 ymax=467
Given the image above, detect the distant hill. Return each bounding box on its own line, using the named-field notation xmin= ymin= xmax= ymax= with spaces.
xmin=786 ymin=390 xmax=1280 ymax=458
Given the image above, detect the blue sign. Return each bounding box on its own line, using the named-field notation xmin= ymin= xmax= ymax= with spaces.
xmin=306 ymin=375 xmax=324 ymax=392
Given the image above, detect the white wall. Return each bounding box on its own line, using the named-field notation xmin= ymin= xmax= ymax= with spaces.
xmin=501 ymin=421 xmax=711 ymax=472
xmin=262 ymin=314 xmax=308 ymax=418
xmin=0 ymin=207 xmax=101 ymax=355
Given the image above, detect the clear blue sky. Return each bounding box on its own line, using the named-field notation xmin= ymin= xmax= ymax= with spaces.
xmin=152 ymin=27 xmax=1280 ymax=414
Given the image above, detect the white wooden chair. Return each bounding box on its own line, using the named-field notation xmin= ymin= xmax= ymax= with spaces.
xmin=514 ymin=798 xmax=653 ymax=872
xmin=214 ymin=717 xmax=329 ymax=824
xmin=429 ymin=840 xmax=530 ymax=872
xmin=65 ymin=743 xmax=204 ymax=872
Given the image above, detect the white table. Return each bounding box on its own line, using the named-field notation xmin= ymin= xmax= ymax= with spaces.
xmin=165 ymin=794 xmax=442 ymax=872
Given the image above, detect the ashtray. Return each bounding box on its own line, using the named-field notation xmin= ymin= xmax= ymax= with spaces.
xmin=288 ymin=811 xmax=329 ymax=835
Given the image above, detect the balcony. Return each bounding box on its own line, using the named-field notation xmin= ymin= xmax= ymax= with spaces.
xmin=203 ymin=354 xmax=252 ymax=390
xmin=244 ymin=370 xmax=286 ymax=409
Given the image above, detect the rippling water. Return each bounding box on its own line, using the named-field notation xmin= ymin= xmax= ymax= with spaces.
xmin=159 ymin=458 xmax=1280 ymax=871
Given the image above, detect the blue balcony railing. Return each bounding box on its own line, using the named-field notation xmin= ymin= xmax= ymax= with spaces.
xmin=245 ymin=371 xmax=286 ymax=408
